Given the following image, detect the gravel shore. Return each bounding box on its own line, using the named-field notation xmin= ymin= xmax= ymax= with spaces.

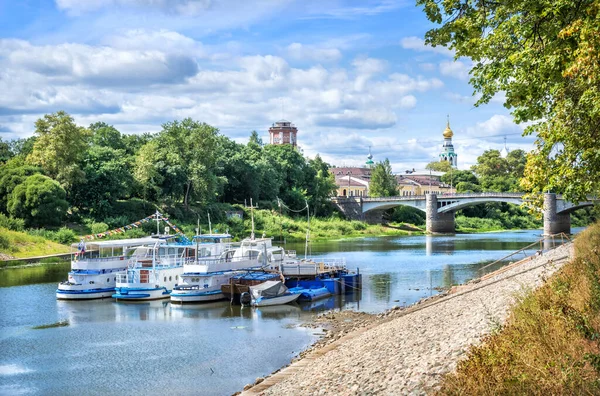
xmin=242 ymin=242 xmax=574 ymax=395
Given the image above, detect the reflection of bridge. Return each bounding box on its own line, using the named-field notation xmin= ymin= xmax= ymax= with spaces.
xmin=332 ymin=193 xmax=596 ymax=235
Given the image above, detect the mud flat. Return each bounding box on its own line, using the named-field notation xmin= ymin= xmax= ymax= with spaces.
xmin=240 ymin=242 xmax=574 ymax=395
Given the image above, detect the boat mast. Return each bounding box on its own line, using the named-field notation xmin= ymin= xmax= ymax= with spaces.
xmin=208 ymin=212 xmax=212 ymax=235
xmin=250 ymin=198 xmax=255 ymax=240
xmin=155 ymin=210 xmax=161 ymax=235
xmin=304 ymin=200 xmax=310 ymax=259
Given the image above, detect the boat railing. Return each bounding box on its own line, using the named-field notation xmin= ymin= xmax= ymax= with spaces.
xmin=280 ymin=257 xmax=347 ymax=276
xmin=286 ymin=250 xmax=297 ymax=258
xmin=74 ymin=255 xmax=126 ymax=262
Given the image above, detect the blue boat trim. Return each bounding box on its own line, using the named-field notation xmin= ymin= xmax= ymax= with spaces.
xmin=56 ymin=287 xmax=115 ymax=295
xmin=170 ymin=290 xmax=221 ymax=298
xmin=112 ymin=293 xmax=151 ymax=299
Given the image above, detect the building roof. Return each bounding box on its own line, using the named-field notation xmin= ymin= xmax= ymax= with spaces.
xmin=335 ymin=175 xmax=369 ymax=187
xmin=331 ymin=167 xmax=372 ymax=179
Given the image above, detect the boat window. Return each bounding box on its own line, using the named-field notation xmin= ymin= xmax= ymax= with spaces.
xmin=175 ymin=275 xmax=178 ymax=280
xmin=159 ymin=248 xmax=165 ymax=256
xmin=114 ymin=277 xmax=116 ymax=281
xmin=164 ymin=277 xmax=167 ymax=282
xmin=107 ymin=278 xmax=110 ymax=283
xmin=168 ymin=248 xmax=176 ymax=255
xmin=248 ymin=250 xmax=259 ymax=260
xmin=89 ymin=281 xmax=94 ymax=284
xmin=169 ymin=276 xmax=172 ymax=281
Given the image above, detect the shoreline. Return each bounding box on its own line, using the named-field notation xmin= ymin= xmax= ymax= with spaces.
xmin=238 ymin=241 xmax=574 ymax=395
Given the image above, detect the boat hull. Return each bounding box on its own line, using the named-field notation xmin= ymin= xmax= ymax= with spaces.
xmin=170 ymin=290 xmax=225 ymax=303
xmin=253 ymin=293 xmax=300 ymax=307
xmin=56 ymin=288 xmax=115 ymax=300
xmin=112 ymin=287 xmax=170 ymax=301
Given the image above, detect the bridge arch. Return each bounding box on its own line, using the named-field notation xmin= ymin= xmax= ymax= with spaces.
xmin=437 ymin=197 xmax=525 ymax=213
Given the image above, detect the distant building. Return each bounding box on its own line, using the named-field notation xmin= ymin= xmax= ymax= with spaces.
xmin=439 ymin=117 xmax=458 ymax=168
xmin=269 ymin=119 xmax=298 ymax=147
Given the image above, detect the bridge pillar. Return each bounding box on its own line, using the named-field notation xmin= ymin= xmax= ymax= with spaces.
xmin=543 ymin=193 xmax=571 ymax=235
xmin=331 ymin=197 xmax=364 ymax=221
xmin=426 ymin=194 xmax=455 ymax=234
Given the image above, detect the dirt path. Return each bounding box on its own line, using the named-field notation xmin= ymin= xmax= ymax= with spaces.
xmin=240 ymin=242 xmax=574 ymax=395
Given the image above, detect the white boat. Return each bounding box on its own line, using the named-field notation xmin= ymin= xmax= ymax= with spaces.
xmin=112 ymin=237 xmax=193 ymax=301
xmin=243 ymin=280 xmax=300 ymax=307
xmin=56 ymin=237 xmax=160 ymax=300
xmin=170 ymin=236 xmax=270 ymax=303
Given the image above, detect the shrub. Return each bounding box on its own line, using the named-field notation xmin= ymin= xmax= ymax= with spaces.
xmin=0 ymin=213 xmax=25 ymax=231
xmin=7 ymin=174 xmax=68 ymax=227
xmin=103 ymin=216 xmax=130 ymax=229
xmin=0 ymin=233 xmax=10 ymax=250
xmin=53 ymin=227 xmax=77 ymax=244
xmin=90 ymin=222 xmax=109 ymax=234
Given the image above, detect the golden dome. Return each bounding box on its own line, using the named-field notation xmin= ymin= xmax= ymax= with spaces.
xmin=443 ymin=120 xmax=453 ymax=138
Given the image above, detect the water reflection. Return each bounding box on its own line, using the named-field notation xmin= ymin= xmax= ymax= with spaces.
xmin=370 ymin=273 xmax=393 ymax=302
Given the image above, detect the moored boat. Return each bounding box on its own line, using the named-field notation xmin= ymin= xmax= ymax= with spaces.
xmin=56 ymin=237 xmax=160 ymax=300
xmin=113 ymin=236 xmax=193 ymax=301
xmin=242 ymin=280 xmax=300 ymax=307
xmin=171 ymin=237 xmax=284 ymax=303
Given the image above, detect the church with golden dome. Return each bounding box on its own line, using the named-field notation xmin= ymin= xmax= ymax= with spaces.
xmin=439 ymin=116 xmax=458 ymax=168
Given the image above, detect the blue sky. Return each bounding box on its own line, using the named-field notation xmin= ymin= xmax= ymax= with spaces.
xmin=0 ymin=0 xmax=534 ymax=170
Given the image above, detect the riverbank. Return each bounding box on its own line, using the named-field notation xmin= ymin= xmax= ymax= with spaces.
xmin=240 ymin=240 xmax=576 ymax=395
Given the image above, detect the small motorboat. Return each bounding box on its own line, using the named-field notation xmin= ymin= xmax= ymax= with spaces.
xmin=241 ymin=280 xmax=300 ymax=307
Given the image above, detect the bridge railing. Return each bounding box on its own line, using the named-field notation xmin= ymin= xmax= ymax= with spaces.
xmin=361 ymin=192 xmax=526 ymax=202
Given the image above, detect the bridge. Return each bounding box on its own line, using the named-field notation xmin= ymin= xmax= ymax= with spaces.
xmin=332 ymin=193 xmax=596 ymax=235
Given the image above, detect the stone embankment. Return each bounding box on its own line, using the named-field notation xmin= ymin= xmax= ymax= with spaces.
xmin=241 ymin=242 xmax=574 ymax=395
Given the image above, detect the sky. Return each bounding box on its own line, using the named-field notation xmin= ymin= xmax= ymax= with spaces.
xmin=0 ymin=0 xmax=536 ymax=171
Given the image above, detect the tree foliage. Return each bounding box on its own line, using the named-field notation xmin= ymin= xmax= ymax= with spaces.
xmin=27 ymin=111 xmax=90 ymax=189
xmin=370 ymin=159 xmax=398 ymax=197
xmin=417 ymin=0 xmax=600 ymax=203
xmin=471 ymin=149 xmax=526 ymax=192
xmin=425 ymin=160 xmax=452 ymax=172
xmin=0 ymin=157 xmax=42 ymax=214
xmin=7 ymin=174 xmax=68 ymax=227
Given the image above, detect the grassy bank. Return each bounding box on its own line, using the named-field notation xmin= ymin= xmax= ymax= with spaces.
xmin=0 ymin=227 xmax=71 ymax=259
xmin=437 ymin=223 xmax=600 ymax=394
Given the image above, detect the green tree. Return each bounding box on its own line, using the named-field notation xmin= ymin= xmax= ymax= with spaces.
xmin=0 ymin=157 xmax=42 ymax=213
xmin=417 ymin=0 xmax=600 ymax=203
xmin=471 ymin=149 xmax=526 ymax=192
xmin=441 ymin=169 xmax=479 ymax=187
xmin=7 ymin=174 xmax=68 ymax=227
xmin=133 ymin=119 xmax=220 ymax=207
xmin=426 ymin=160 xmax=452 ymax=172
xmin=27 ymin=111 xmax=90 ymax=189
xmin=8 ymin=137 xmax=36 ymax=158
xmin=0 ymin=138 xmax=12 ymax=163
xmin=71 ymin=145 xmax=135 ymax=218
xmin=370 ymin=159 xmax=398 ymax=197
xmin=306 ymin=155 xmax=338 ymax=216
xmin=89 ymin=122 xmax=126 ymax=150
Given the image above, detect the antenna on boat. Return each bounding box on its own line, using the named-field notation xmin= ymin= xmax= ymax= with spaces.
xmin=208 ymin=212 xmax=212 ymax=235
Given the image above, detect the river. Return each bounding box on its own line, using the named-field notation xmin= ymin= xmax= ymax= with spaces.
xmin=0 ymin=229 xmax=578 ymax=395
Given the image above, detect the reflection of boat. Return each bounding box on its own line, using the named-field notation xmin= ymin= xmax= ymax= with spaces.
xmin=171 ymin=236 xmax=268 ymax=303
xmin=113 ymin=236 xmax=192 ymax=301
xmin=56 ymin=237 xmax=158 ymax=300
xmin=113 ymin=299 xmax=172 ymax=321
xmin=298 ymin=295 xmax=337 ymax=312
xmin=242 ymin=280 xmax=300 ymax=307
xmin=256 ymin=304 xmax=301 ymax=319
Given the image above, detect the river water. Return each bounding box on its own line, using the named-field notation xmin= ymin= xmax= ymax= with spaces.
xmin=0 ymin=229 xmax=577 ymax=395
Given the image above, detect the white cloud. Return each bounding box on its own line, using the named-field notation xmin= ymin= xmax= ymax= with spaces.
xmin=1 ymin=39 xmax=198 ymax=87
xmin=400 ymin=36 xmax=453 ymax=57
xmin=439 ymin=60 xmax=470 ymax=80
xmin=286 ymin=43 xmax=342 ymax=63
